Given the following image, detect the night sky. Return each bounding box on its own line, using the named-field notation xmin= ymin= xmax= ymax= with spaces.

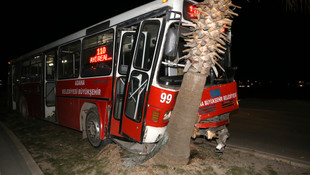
xmin=1 ymin=0 xmax=309 ymax=86
xmin=232 ymin=0 xmax=310 ymax=82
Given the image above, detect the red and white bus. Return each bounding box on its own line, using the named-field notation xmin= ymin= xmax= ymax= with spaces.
xmin=8 ymin=0 xmax=238 ymax=153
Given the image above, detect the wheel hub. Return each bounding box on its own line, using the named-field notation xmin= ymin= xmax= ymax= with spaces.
xmin=88 ymin=121 xmax=99 ymax=138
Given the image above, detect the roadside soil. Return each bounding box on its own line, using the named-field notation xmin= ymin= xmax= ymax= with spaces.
xmin=1 ymin=109 xmax=309 ymax=175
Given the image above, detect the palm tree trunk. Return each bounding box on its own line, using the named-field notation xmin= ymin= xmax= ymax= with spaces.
xmin=153 ymin=70 xmax=207 ymax=165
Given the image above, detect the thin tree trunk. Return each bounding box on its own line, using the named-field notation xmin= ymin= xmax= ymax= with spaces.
xmin=153 ymin=70 xmax=207 ymax=165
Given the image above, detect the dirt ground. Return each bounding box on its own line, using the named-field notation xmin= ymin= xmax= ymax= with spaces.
xmin=1 ymin=109 xmax=309 ymax=175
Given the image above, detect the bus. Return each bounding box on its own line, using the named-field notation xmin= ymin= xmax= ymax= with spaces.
xmin=8 ymin=0 xmax=238 ymax=154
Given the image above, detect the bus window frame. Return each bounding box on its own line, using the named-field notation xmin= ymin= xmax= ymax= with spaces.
xmin=20 ymin=60 xmax=30 ymax=83
xmin=117 ymin=31 xmax=137 ymax=75
xmin=124 ymin=70 xmax=149 ymax=122
xmin=132 ymin=20 xmax=161 ymax=71
xmin=81 ymin=28 xmax=115 ymax=78
xmin=112 ymin=29 xmax=138 ymax=122
xmin=155 ymin=20 xmax=194 ymax=88
xmin=122 ymin=18 xmax=163 ymax=123
xmin=45 ymin=49 xmax=57 ymax=81
xmin=57 ymin=40 xmax=82 ymax=80
xmin=30 ymin=55 xmax=43 ymax=82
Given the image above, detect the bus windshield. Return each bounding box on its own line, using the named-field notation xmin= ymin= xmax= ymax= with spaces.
xmin=157 ymin=23 xmax=188 ymax=87
xmin=157 ymin=22 xmax=232 ymax=87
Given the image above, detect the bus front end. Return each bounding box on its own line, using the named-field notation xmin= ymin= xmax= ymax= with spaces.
xmin=142 ymin=0 xmax=239 ymax=152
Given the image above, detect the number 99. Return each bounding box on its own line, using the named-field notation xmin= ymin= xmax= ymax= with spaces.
xmin=160 ymin=93 xmax=172 ymax=104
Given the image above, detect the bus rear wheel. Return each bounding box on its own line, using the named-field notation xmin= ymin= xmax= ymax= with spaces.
xmin=86 ymin=108 xmax=103 ymax=148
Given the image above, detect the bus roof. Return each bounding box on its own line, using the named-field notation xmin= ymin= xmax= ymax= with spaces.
xmin=13 ymin=0 xmax=191 ymax=63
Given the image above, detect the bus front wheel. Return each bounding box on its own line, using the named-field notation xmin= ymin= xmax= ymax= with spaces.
xmin=86 ymin=108 xmax=103 ymax=148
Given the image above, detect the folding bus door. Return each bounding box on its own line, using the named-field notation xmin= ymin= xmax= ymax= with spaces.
xmin=120 ymin=19 xmax=162 ymax=142
xmin=110 ymin=31 xmax=136 ymax=137
xmin=44 ymin=50 xmax=57 ymax=122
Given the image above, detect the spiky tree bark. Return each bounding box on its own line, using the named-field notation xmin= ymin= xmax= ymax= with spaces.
xmin=182 ymin=0 xmax=239 ymax=75
xmin=153 ymin=0 xmax=239 ymax=165
xmin=283 ymin=0 xmax=310 ymax=14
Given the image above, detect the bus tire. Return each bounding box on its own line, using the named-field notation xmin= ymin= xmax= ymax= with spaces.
xmin=86 ymin=108 xmax=103 ymax=149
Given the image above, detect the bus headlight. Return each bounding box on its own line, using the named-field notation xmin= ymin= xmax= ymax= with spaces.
xmin=163 ymin=111 xmax=172 ymax=121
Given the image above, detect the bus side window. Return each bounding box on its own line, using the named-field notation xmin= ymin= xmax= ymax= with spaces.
xmin=30 ymin=55 xmax=42 ymax=82
xmin=118 ymin=32 xmax=135 ymax=75
xmin=45 ymin=50 xmax=56 ymax=81
xmin=58 ymin=41 xmax=81 ymax=79
xmin=125 ymin=71 xmax=148 ymax=121
xmin=81 ymin=29 xmax=114 ymax=77
xmin=134 ymin=21 xmax=160 ymax=70
xmin=21 ymin=60 xmax=30 ymax=82
xmin=114 ymin=77 xmax=126 ymax=120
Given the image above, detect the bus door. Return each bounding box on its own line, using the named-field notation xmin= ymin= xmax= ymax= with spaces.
xmin=110 ymin=31 xmax=136 ymax=137
xmin=120 ymin=19 xmax=162 ymax=142
xmin=44 ymin=50 xmax=57 ymax=122
xmin=11 ymin=64 xmax=17 ymax=110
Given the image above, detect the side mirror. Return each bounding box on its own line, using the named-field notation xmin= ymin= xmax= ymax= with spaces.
xmin=164 ymin=27 xmax=179 ymax=57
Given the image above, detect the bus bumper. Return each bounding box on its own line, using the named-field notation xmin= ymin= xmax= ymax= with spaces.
xmin=143 ymin=125 xmax=167 ymax=143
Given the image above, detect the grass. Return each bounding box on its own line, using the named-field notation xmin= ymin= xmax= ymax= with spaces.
xmin=0 ymin=108 xmax=99 ymax=174
xmin=265 ymin=165 xmax=277 ymax=175
xmin=153 ymin=164 xmax=168 ymax=169
xmin=1 ymin=109 xmax=306 ymax=175
xmin=226 ymin=166 xmax=253 ymax=175
xmin=202 ymin=166 xmax=216 ymax=174
xmin=0 ymin=90 xmax=306 ymax=175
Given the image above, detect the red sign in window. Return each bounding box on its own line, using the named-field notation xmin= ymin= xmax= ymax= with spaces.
xmin=89 ymin=46 xmax=112 ymax=63
xmin=189 ymin=5 xmax=200 ymax=18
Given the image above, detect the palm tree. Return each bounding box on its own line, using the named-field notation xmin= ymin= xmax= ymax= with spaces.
xmin=150 ymin=0 xmax=310 ymax=166
xmin=282 ymin=0 xmax=310 ymax=14
xmin=153 ymin=0 xmax=239 ymax=165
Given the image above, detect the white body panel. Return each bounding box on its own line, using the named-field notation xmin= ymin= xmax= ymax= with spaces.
xmin=143 ymin=125 xmax=167 ymax=143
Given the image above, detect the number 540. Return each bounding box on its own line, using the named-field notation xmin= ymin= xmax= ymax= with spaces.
xmin=160 ymin=93 xmax=172 ymax=104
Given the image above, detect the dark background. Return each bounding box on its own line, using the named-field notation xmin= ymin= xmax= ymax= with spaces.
xmin=1 ymin=0 xmax=309 ymax=98
xmin=232 ymin=0 xmax=309 ymax=81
